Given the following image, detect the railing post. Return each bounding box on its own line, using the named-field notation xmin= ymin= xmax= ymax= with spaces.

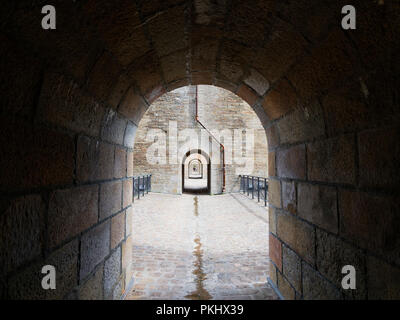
xmin=247 ymin=176 xmax=249 ymax=196
xmin=264 ymin=178 xmax=267 ymax=206
xmin=132 ymin=177 xmax=135 ymax=202
xmin=138 ymin=176 xmax=140 ymax=200
xmin=257 ymin=177 xmax=260 ymax=202
xmin=150 ymin=175 xmax=152 ymax=192
xmin=142 ymin=176 xmax=145 ymax=197
xmin=251 ymin=176 xmax=254 ymax=199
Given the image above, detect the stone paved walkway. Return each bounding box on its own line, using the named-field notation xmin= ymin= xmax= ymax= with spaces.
xmin=125 ymin=193 xmax=278 ymax=300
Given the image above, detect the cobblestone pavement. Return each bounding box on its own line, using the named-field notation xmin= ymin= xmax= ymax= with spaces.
xmin=125 ymin=193 xmax=278 ymax=300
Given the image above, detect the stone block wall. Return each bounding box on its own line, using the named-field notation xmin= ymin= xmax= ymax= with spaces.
xmin=132 ymin=85 xmax=269 ymax=194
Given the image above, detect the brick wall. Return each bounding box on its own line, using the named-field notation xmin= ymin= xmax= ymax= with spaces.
xmin=132 ymin=85 xmax=268 ymax=194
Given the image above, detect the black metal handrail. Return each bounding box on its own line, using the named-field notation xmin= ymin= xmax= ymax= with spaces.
xmin=239 ymin=175 xmax=268 ymax=206
xmin=133 ymin=174 xmax=152 ymax=202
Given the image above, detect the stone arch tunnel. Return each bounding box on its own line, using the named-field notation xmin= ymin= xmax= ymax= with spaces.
xmin=0 ymin=0 xmax=399 ymax=300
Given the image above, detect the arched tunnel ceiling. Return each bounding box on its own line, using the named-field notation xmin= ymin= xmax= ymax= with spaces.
xmin=2 ymin=0 xmax=399 ymax=130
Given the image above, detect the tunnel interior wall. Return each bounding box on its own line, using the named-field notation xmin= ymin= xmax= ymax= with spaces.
xmin=0 ymin=0 xmax=399 ymax=300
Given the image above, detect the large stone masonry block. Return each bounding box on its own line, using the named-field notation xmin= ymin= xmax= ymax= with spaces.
xmin=268 ymin=179 xmax=282 ymax=208
xmin=277 ymin=101 xmax=325 ymax=145
xmin=124 ymin=122 xmax=137 ymax=148
xmin=8 ymin=239 xmax=78 ymax=300
xmin=262 ymin=79 xmax=297 ymax=121
xmin=111 ymin=211 xmax=125 ymax=249
xmin=282 ymin=181 xmax=296 ymax=214
xmin=269 ymin=234 xmax=282 ymax=272
xmin=307 ymin=134 xmax=355 ymax=185
xmin=80 ymin=221 xmax=110 ymax=281
xmin=118 ymin=87 xmax=148 ymax=126
xmin=277 ymin=271 xmax=295 ymax=300
xmin=277 ymin=145 xmax=306 ymax=180
xmin=78 ymin=264 xmax=104 ymax=300
xmin=76 ymin=136 xmax=114 ymax=182
xmin=316 ymin=229 xmax=367 ymax=300
xmin=0 ymin=119 xmax=75 ymax=192
xmin=127 ymin=151 xmax=134 ymax=177
xmin=125 ymin=206 xmax=133 ymax=237
xmin=358 ymin=127 xmax=400 ymax=189
xmin=122 ymin=236 xmax=132 ymax=271
xmin=237 ymin=84 xmax=258 ymax=107
xmin=277 ymin=211 xmax=315 ymax=265
xmin=297 ymin=183 xmax=338 ymax=234
xmin=37 ymin=72 xmax=105 ymax=137
xmin=104 ymin=246 xmax=122 ymax=299
xmin=0 ymin=195 xmax=44 ymax=275
xmin=48 ymin=185 xmax=98 ymax=248
xmin=282 ymin=245 xmax=301 ymax=293
xmin=268 ymin=152 xmax=276 ymax=177
xmin=100 ymin=181 xmax=122 ymax=221
xmin=101 ymin=109 xmax=127 ymax=145
xmin=339 ymin=190 xmax=399 ymax=265
xmin=302 ymin=262 xmax=342 ymax=300
xmin=86 ymin=51 xmax=121 ymax=102
xmin=114 ymin=146 xmax=127 ymax=179
xmin=123 ymin=179 xmax=133 ymax=209
xmin=367 ymin=256 xmax=400 ymax=300
xmin=265 ymin=124 xmax=279 ymax=149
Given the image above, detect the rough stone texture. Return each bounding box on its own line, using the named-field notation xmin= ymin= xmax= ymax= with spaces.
xmin=0 ymin=119 xmax=75 ymax=192
xmin=244 ymin=68 xmax=270 ymax=96
xmin=316 ymin=229 xmax=367 ymax=300
xmin=302 ymin=262 xmax=342 ymax=300
xmin=282 ymin=245 xmax=301 ymax=293
xmin=124 ymin=122 xmax=137 ymax=148
xmin=8 ymin=239 xmax=78 ymax=300
xmin=268 ymin=179 xmax=281 ymax=208
xmin=265 ymin=124 xmax=279 ymax=149
xmin=282 ymin=181 xmax=296 ymax=214
xmin=269 ymin=208 xmax=276 ymax=235
xmin=262 ymin=79 xmax=297 ymax=120
xmin=101 ymin=109 xmax=127 ymax=145
xmin=126 ymin=207 xmax=133 ymax=237
xmin=38 ymin=72 xmax=106 ymax=137
xmin=0 ymin=195 xmax=44 ymax=275
xmin=48 ymin=185 xmax=99 ymax=248
xmin=104 ymin=247 xmax=122 ymax=299
xmin=114 ymin=146 xmax=127 ymax=179
xmin=79 ymin=264 xmax=104 ymax=300
xmin=268 ymin=152 xmax=276 ymax=177
xmin=80 ymin=222 xmax=110 ymax=281
xmin=277 ymin=145 xmax=306 ymax=180
xmin=277 ymin=101 xmax=325 ymax=145
xmin=76 ymin=136 xmax=115 ymax=183
xmin=269 ymin=234 xmax=282 ymax=272
xmin=358 ymin=127 xmax=400 ymax=189
xmin=127 ymin=151 xmax=134 ymax=177
xmin=122 ymin=179 xmax=133 ymax=209
xmin=297 ymin=183 xmax=338 ymax=234
xmin=277 ymin=211 xmax=315 ymax=265
xmin=100 ymin=181 xmax=122 ymax=221
xmin=339 ymin=190 xmax=399 ymax=265
xmin=307 ymin=134 xmax=355 ymax=185
xmin=111 ymin=212 xmax=125 ymax=249
xmin=119 ymin=87 xmax=149 ymax=126
xmin=367 ymin=256 xmax=400 ymax=300
xmin=277 ymin=271 xmax=295 ymax=300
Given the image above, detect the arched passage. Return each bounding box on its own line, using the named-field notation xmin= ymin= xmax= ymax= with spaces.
xmin=182 ymin=149 xmax=211 ymax=194
xmin=0 ymin=1 xmax=399 ymax=300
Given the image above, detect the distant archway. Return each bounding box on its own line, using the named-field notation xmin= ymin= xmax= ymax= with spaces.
xmin=182 ymin=149 xmax=210 ymax=194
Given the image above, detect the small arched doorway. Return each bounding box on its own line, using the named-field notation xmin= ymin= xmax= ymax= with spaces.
xmin=182 ymin=149 xmax=211 ymax=194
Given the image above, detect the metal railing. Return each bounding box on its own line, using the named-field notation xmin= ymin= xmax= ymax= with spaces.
xmin=133 ymin=175 xmax=152 ymax=201
xmin=239 ymin=175 xmax=268 ymax=206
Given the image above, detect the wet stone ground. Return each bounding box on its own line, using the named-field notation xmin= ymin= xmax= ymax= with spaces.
xmin=125 ymin=193 xmax=279 ymax=300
